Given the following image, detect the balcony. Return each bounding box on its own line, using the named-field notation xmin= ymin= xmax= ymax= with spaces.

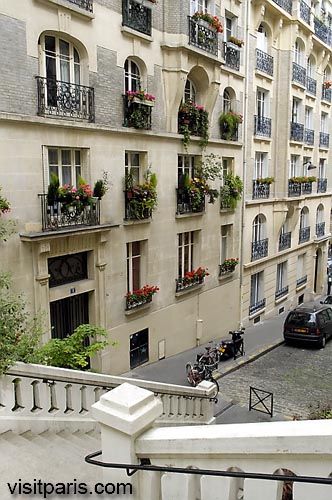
xmin=254 ymin=115 xmax=271 ymax=137
xmin=301 ymin=181 xmax=313 ymax=194
xmin=252 ymin=180 xmax=270 ymax=200
xmin=188 ymin=16 xmax=218 ymax=55
xmin=297 ymin=274 xmax=307 ymax=287
xmin=122 ymin=0 xmax=151 ymax=36
xmin=124 ymin=190 xmax=152 ymax=221
xmin=279 ymin=231 xmax=291 ymax=251
xmin=255 ymin=49 xmax=273 ymax=76
xmin=39 ymin=194 xmax=100 ymax=231
xmin=292 ymin=62 xmax=306 ymax=86
xmin=314 ymin=17 xmax=332 ymax=45
xmin=176 ymin=188 xmax=205 ymax=215
xmin=220 ymin=121 xmax=238 ymax=141
xmin=275 ymin=285 xmax=289 ymax=300
xmin=272 ymin=0 xmax=292 ymax=14
xmin=178 ymin=104 xmax=209 ymax=141
xmin=322 ymin=84 xmax=332 ymax=102
xmin=224 ymin=42 xmax=240 ymax=71
xmin=123 ymin=95 xmax=152 ymax=130
xmin=67 ymin=0 xmax=93 ymax=11
xmin=251 ymin=238 xmax=268 ymax=261
xmin=249 ymin=298 xmax=266 ymax=315
xmin=36 ymin=77 xmax=94 ymax=122
xmin=299 ymin=226 xmax=310 ymax=243
xmin=317 ymin=178 xmax=327 ymax=193
xmin=290 ymin=122 xmax=304 ymax=142
xmin=316 ymin=221 xmax=325 ymax=238
xmin=175 ymin=270 xmax=207 ymax=293
xmin=125 ymin=293 xmax=152 ymax=311
xmin=288 ymin=179 xmax=301 ymax=196
xmin=319 ymin=132 xmax=329 ymax=147
xmin=299 ymin=0 xmax=310 ymax=24
xmin=304 ymin=128 xmax=314 ymax=145
xmin=306 ymin=76 xmax=317 ymax=95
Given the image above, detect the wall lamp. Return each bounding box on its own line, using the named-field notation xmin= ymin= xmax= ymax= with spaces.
xmin=303 ymin=160 xmax=317 ymax=170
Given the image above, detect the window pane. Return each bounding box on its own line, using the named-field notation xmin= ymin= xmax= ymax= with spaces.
xmin=132 ymin=241 xmax=140 ymax=257
xmin=62 ymin=166 xmax=71 ymax=185
xmin=48 ymin=149 xmax=58 ymax=166
xmin=62 ymin=150 xmax=71 ymax=166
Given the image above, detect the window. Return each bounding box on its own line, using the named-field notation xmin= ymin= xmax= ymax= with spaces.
xmin=127 ymin=241 xmax=141 ymax=293
xmin=292 ymin=98 xmax=301 ymax=123
xmin=294 ymin=41 xmax=302 ymax=65
xmin=46 ymin=148 xmax=83 ymax=186
xmin=178 ymin=155 xmax=196 ymax=187
xmin=316 ymin=204 xmax=324 ymax=224
xmin=319 ymin=158 xmax=326 ymax=178
xmin=178 ymin=231 xmax=195 ymax=278
xmin=321 ymin=113 xmax=328 ymax=133
xmin=305 ymin=107 xmax=312 ymax=129
xmin=220 ymin=225 xmax=232 ymax=263
xmin=223 ymin=89 xmax=232 ymax=113
xmin=254 ymin=152 xmax=267 ymax=179
xmin=256 ymin=89 xmax=268 ymax=117
xmin=257 ymin=24 xmax=268 ymax=52
xmin=184 ymin=78 xmax=196 ymax=103
xmin=124 ymin=59 xmax=141 ymax=92
xmin=130 ymin=329 xmax=149 ymax=369
xmin=125 ymin=151 xmax=141 ymax=184
xmin=276 ymin=262 xmax=287 ymax=293
xmin=252 ymin=214 xmax=265 ymax=242
xmin=222 ymin=157 xmax=233 ymax=184
xmin=42 ymin=34 xmax=81 ymax=85
xmin=290 ymin=155 xmax=299 ymax=177
xmin=250 ymin=271 xmax=264 ymax=308
xmin=297 ymin=254 xmax=305 ymax=280
xmin=306 ymin=57 xmax=313 ymax=78
xmin=191 ymin=0 xmax=208 ymax=15
xmin=300 ymin=208 xmax=308 ymax=230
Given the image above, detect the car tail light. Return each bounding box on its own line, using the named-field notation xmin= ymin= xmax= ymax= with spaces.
xmin=315 ymin=329 xmax=321 ymax=335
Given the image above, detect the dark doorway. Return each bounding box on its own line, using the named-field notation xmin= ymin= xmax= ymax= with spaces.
xmin=130 ymin=329 xmax=149 ymax=369
xmin=50 ymin=293 xmax=89 ymax=339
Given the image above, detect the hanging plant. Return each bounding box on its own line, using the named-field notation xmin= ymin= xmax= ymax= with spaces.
xmin=219 ymin=111 xmax=243 ymax=140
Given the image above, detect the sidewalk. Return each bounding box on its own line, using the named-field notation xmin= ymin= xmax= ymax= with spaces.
xmin=122 ymin=311 xmax=290 ymax=423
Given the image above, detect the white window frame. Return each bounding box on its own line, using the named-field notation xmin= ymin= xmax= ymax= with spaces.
xmin=257 ymin=24 xmax=268 ymax=52
xmin=178 ymin=155 xmax=196 ymax=187
xmin=305 ymin=107 xmax=312 ymax=129
xmin=292 ymin=98 xmax=301 ymax=123
xmin=316 ymin=205 xmax=324 ymax=224
xmin=223 ymin=89 xmax=232 ymax=113
xmin=220 ymin=225 xmax=232 ymax=264
xmin=252 ymin=214 xmax=265 ymax=242
xmin=250 ymin=271 xmax=264 ymax=307
xmin=300 ymin=208 xmax=309 ymax=230
xmin=294 ymin=41 xmax=302 ymax=66
xmin=254 ymin=152 xmax=268 ymax=179
xmin=44 ymin=147 xmax=86 ymax=188
xmin=276 ymin=262 xmax=287 ymax=292
xmin=40 ymin=34 xmax=81 ymax=84
xmin=127 ymin=241 xmax=141 ymax=293
xmin=319 ymin=158 xmax=326 ymax=179
xmin=184 ymin=78 xmax=196 ymax=104
xmin=256 ymin=89 xmax=268 ymax=117
xmin=125 ymin=151 xmax=142 ymax=185
xmin=178 ymin=231 xmax=195 ymax=278
xmin=124 ymin=59 xmax=141 ymax=93
xmin=321 ymin=112 xmax=328 ymax=133
xmin=290 ymin=155 xmax=300 ymax=177
xmin=191 ymin=0 xmax=209 ymax=15
xmin=297 ymin=254 xmax=305 ymax=280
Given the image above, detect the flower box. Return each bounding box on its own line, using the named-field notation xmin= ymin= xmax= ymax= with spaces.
xmin=132 ymin=96 xmax=155 ymax=107
xmin=227 ymin=42 xmax=241 ymax=50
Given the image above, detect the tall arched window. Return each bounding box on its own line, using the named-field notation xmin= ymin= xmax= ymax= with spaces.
xmin=252 ymin=214 xmax=268 ymax=260
xmin=299 ymin=207 xmax=310 ymax=243
xmin=316 ymin=204 xmax=325 ymax=237
xmin=257 ymin=24 xmax=268 ymax=52
xmin=42 ymin=34 xmax=81 ymax=85
xmin=252 ymin=214 xmax=265 ymax=242
xmin=124 ymin=59 xmax=141 ymax=92
xmin=184 ymin=78 xmax=196 ymax=103
xmin=223 ymin=89 xmax=232 ymax=113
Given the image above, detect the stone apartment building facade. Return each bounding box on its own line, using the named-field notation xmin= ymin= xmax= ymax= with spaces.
xmin=0 ymin=0 xmax=331 ymax=374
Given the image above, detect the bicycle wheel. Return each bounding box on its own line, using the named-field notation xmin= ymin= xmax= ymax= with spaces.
xmin=186 ymin=362 xmax=196 ymax=386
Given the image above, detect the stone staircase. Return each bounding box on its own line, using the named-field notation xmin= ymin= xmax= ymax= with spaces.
xmin=0 ymin=428 xmax=101 ymax=499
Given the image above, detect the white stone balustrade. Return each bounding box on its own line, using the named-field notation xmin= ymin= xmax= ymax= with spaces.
xmin=91 ymin=382 xmax=332 ymax=500
xmin=0 ymin=362 xmax=216 ymax=433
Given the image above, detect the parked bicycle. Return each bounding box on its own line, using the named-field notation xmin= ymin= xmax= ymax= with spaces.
xmin=196 ymin=345 xmax=220 ymax=370
xmin=185 ymin=361 xmax=219 ymax=399
xmin=218 ymin=327 xmax=245 ymax=361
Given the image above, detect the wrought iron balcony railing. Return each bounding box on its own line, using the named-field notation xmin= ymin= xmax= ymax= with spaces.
xmin=220 ymin=121 xmax=238 ymax=141
xmin=288 ymin=179 xmax=301 ymax=196
xmin=292 ymin=62 xmax=306 ymax=86
xmin=275 ymin=286 xmax=289 ymax=300
xmin=67 ymin=0 xmax=93 ymax=12
xmin=306 ymin=76 xmax=317 ymax=95
xmin=290 ymin=122 xmax=304 ymax=141
xmin=251 ymin=238 xmax=268 ymax=261
xmin=301 ymin=181 xmax=313 ymax=195
xmin=178 ymin=108 xmax=209 ymax=138
xmin=224 ymin=43 xmax=240 ymax=71
xmin=249 ymin=298 xmax=266 ymax=316
xmin=123 ymin=96 xmax=152 ymax=130
xmin=252 ymin=180 xmax=270 ymax=200
xmin=272 ymin=0 xmax=292 ymax=14
xmin=122 ymin=0 xmax=151 ymax=36
xmin=254 ymin=115 xmax=271 ymax=137
xmin=319 ymin=132 xmax=329 ymax=147
xmin=317 ymin=178 xmax=327 ymax=193
xmin=188 ymin=16 xmax=218 ymax=55
xmin=175 ymin=274 xmax=205 ymax=293
xmin=125 ymin=294 xmax=152 ymax=311
xmin=124 ymin=190 xmax=152 ymax=221
xmin=300 ymin=0 xmax=310 ymax=24
xmin=296 ymin=275 xmax=307 ymax=287
xmin=36 ymin=77 xmax=95 ymax=122
xmin=39 ymin=194 xmax=100 ymax=231
xmin=322 ymin=85 xmax=332 ymax=102
xmin=314 ymin=17 xmax=332 ymax=45
xmin=299 ymin=226 xmax=310 ymax=243
xmin=176 ymin=188 xmax=205 ymax=215
xmin=316 ymin=221 xmax=325 ymax=238
xmin=279 ymin=231 xmax=291 ymax=251
xmin=304 ymin=128 xmax=314 ymax=145
xmin=255 ymin=49 xmax=273 ymax=76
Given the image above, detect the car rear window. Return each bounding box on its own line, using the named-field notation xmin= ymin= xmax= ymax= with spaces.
xmin=286 ymin=311 xmax=316 ymax=327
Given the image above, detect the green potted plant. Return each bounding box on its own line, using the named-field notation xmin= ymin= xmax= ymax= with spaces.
xmin=93 ymin=171 xmax=110 ymax=200
xmin=0 ymin=188 xmax=11 ymax=215
xmin=220 ymin=172 xmax=243 ymax=209
xmin=47 ymin=172 xmax=60 ymax=205
xmin=220 ymin=257 xmax=239 ymax=274
xmin=219 ymin=111 xmax=243 ymax=140
xmin=191 ymin=12 xmax=223 ymax=32
xmin=256 ymin=177 xmax=275 ymax=185
xmin=227 ymin=36 xmax=244 ymax=48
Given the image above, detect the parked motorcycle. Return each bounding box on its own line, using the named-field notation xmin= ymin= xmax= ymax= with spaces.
xmin=218 ymin=327 xmax=245 ymax=361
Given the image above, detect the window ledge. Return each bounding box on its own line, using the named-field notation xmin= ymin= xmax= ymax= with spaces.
xmin=123 ymin=218 xmax=152 ymax=226
xmin=125 ymin=302 xmax=152 ymax=316
xmin=175 ymin=283 xmax=204 ymax=297
xmin=175 ymin=211 xmax=205 ymax=219
xmin=36 ymin=0 xmax=95 ymax=19
xmin=249 ymin=307 xmax=265 ymax=320
xmin=218 ymin=271 xmax=236 ymax=281
xmin=296 ymin=283 xmax=307 ymax=292
xmin=275 ymin=294 xmax=289 ymax=305
xmin=255 ymin=69 xmax=273 ymax=82
xmin=121 ymin=26 xmax=153 ymax=43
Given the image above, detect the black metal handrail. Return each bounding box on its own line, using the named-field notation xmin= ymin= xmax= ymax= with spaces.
xmin=249 ymin=298 xmax=266 ymax=316
xmin=314 ymin=17 xmax=332 ymax=45
xmin=254 ymin=116 xmax=271 ymax=137
xmin=122 ymin=0 xmax=151 ymax=35
xmin=292 ymin=62 xmax=306 ymax=86
xmin=275 ymin=286 xmax=289 ymax=300
xmin=67 ymin=0 xmax=93 ymax=12
xmin=322 ymin=85 xmax=332 ymax=102
xmin=175 ymin=274 xmax=205 ymax=293
xmin=296 ymin=275 xmax=307 ymax=287
xmin=317 ymin=178 xmax=327 ymax=193
xmin=288 ymin=179 xmax=302 ymax=197
xmin=224 ymin=42 xmax=240 ymax=71
xmin=319 ymin=132 xmax=329 ymax=148
xmin=123 ymin=96 xmax=152 ymax=130
xmin=299 ymin=0 xmax=310 ymax=24
xmin=304 ymin=128 xmax=314 ymax=145
xmin=255 ymin=49 xmax=273 ymax=76
xmin=252 ymin=180 xmax=270 ymax=199
xmin=272 ymin=0 xmax=292 ymax=14
xmin=251 ymin=238 xmax=268 ymax=261
xmin=316 ymin=221 xmax=325 ymax=237
xmin=39 ymin=194 xmax=100 ymax=231
xmin=290 ymin=122 xmax=304 ymax=141
xmin=176 ymin=188 xmax=205 ymax=214
xmin=188 ymin=16 xmax=218 ymax=55
xmin=279 ymin=232 xmax=291 ymax=251
xmin=36 ymin=77 xmax=94 ymax=122
xmin=85 ymin=450 xmax=332 ymax=485
xmin=306 ymin=76 xmax=317 ymax=95
xmin=299 ymin=226 xmax=310 ymax=243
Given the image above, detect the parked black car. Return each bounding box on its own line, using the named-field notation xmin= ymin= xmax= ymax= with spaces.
xmin=320 ymin=295 xmax=332 ymax=305
xmin=283 ymin=303 xmax=332 ymax=348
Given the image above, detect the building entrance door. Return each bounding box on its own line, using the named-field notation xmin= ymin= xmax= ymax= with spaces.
xmin=50 ymin=293 xmax=89 ymax=339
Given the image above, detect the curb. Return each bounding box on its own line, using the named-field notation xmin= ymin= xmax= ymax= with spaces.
xmin=213 ymin=338 xmax=285 ymax=380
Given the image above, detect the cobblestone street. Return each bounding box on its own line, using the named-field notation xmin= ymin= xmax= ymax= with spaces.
xmin=219 ymin=341 xmax=332 ymax=419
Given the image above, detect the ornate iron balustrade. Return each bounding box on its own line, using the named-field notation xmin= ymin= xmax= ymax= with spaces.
xmin=299 ymin=226 xmax=310 ymax=243
xmin=39 ymin=194 xmax=100 ymax=231
xmin=249 ymin=298 xmax=266 ymax=316
xmin=290 ymin=122 xmax=304 ymax=141
xmin=319 ymin=132 xmax=329 ymax=147
xmin=220 ymin=121 xmax=238 ymax=141
xmin=288 ymin=179 xmax=301 ymax=196
xmin=279 ymin=231 xmax=291 ymax=251
xmin=36 ymin=77 xmax=95 ymax=122
xmin=304 ymin=128 xmax=314 ymax=145
xmin=306 ymin=76 xmax=317 ymax=95
xmin=317 ymin=178 xmax=327 ymax=193
xmin=188 ymin=17 xmax=218 ymax=55
xmin=224 ymin=43 xmax=240 ymax=71
xmin=316 ymin=221 xmax=325 ymax=238
xmin=314 ymin=17 xmax=332 ymax=45
xmin=296 ymin=275 xmax=307 ymax=287
xmin=301 ymin=181 xmax=313 ymax=194
xmin=175 ymin=274 xmax=205 ymax=293
xmin=125 ymin=294 xmax=152 ymax=311
xmin=272 ymin=0 xmax=292 ymax=14
xmin=300 ymin=0 xmax=310 ymax=24
xmin=255 ymin=49 xmax=273 ymax=76
xmin=292 ymin=62 xmax=306 ymax=86
xmin=124 ymin=191 xmax=152 ymax=221
xmin=322 ymin=85 xmax=332 ymax=102
xmin=275 ymin=286 xmax=289 ymax=300
xmin=178 ymin=109 xmax=208 ymax=138
xmin=67 ymin=0 xmax=93 ymax=12
xmin=251 ymin=238 xmax=268 ymax=261
xmin=122 ymin=0 xmax=151 ymax=36
xmin=123 ymin=96 xmax=152 ymax=130
xmin=252 ymin=180 xmax=270 ymax=200
xmin=176 ymin=188 xmax=205 ymax=215
xmin=254 ymin=115 xmax=271 ymax=137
